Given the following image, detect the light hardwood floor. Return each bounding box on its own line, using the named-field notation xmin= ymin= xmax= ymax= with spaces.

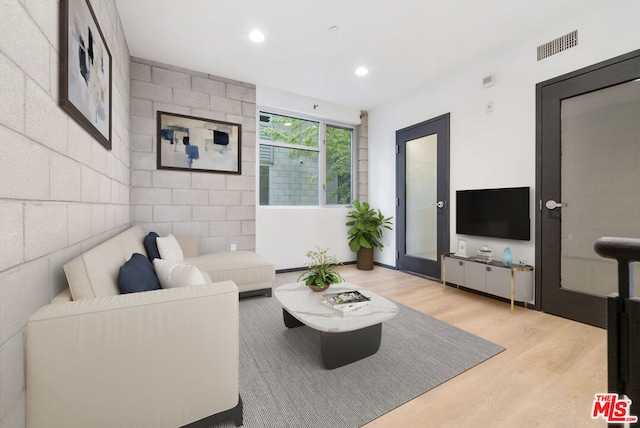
xmin=309 ymin=265 xmax=608 ymax=428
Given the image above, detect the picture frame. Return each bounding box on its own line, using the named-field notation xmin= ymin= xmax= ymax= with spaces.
xmin=455 ymin=238 xmax=467 ymax=257
xmin=157 ymin=111 xmax=242 ymax=174
xmin=59 ymin=0 xmax=112 ymax=150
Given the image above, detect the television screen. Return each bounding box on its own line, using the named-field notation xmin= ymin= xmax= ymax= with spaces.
xmin=456 ymin=187 xmax=530 ymax=241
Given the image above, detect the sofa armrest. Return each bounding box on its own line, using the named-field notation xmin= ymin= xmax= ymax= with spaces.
xmin=175 ymin=235 xmax=199 ymax=258
xmin=26 ymin=281 xmax=239 ymax=428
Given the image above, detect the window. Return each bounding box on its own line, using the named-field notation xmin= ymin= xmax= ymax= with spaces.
xmin=325 ymin=125 xmax=353 ymax=205
xmin=259 ymin=111 xmax=354 ymax=206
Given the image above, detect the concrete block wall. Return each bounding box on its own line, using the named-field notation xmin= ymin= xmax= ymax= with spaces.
xmin=266 ymin=149 xmax=319 ymax=205
xmin=358 ymin=111 xmax=369 ymax=202
xmin=0 ymin=1 xmax=131 ymax=427
xmin=130 ymin=57 xmax=257 ymax=252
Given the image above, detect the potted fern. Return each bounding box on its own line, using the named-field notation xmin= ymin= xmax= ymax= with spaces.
xmin=346 ymin=200 xmax=393 ymax=270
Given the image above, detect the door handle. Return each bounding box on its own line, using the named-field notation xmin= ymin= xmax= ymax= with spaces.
xmin=545 ymin=200 xmax=567 ymax=210
xmin=432 ymin=201 xmax=446 ymax=209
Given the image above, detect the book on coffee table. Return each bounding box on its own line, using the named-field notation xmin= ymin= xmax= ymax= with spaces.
xmin=323 ymin=290 xmax=371 ymax=307
xmin=322 ymin=291 xmax=371 ymax=316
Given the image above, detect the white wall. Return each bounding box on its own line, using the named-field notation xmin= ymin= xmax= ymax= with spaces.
xmin=258 ymin=207 xmax=354 ymax=269
xmin=256 ymin=88 xmax=362 ymax=270
xmin=258 ymin=87 xmax=361 ymax=125
xmin=368 ymin=0 xmax=640 ymax=268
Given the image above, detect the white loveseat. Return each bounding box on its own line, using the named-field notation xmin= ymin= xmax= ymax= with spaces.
xmin=26 ymin=226 xmax=274 ymax=428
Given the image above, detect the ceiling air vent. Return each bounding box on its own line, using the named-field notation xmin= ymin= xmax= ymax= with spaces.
xmin=537 ymin=30 xmax=578 ymax=61
xmin=482 ymin=74 xmax=495 ymax=88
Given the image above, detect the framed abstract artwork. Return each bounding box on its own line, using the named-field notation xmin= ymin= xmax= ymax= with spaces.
xmin=59 ymin=0 xmax=112 ymax=150
xmin=157 ymin=111 xmax=242 ymax=174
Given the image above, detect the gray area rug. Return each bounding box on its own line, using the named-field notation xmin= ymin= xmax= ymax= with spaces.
xmin=216 ymin=288 xmax=504 ymax=427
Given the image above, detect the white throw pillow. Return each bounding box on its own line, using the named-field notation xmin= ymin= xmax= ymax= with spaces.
xmin=153 ymin=259 xmax=206 ymax=289
xmin=156 ymin=234 xmax=184 ymax=262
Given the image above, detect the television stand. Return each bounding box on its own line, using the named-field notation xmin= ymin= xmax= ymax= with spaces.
xmin=441 ymin=253 xmax=533 ymax=313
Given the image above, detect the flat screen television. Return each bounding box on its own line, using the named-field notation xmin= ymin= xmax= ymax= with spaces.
xmin=456 ymin=186 xmax=530 ymax=241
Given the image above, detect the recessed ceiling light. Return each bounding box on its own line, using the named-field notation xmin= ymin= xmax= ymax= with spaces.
xmin=355 ymin=67 xmax=369 ymax=77
xmin=249 ymin=30 xmax=265 ymax=43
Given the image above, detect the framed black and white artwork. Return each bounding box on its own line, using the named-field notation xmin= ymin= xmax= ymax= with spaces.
xmin=157 ymin=111 xmax=242 ymax=174
xmin=60 ymin=0 xmax=112 ymax=150
xmin=456 ymin=238 xmax=467 ymax=257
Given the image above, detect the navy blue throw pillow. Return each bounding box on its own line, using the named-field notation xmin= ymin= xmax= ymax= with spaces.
xmin=143 ymin=232 xmax=161 ymax=261
xmin=118 ymin=253 xmax=161 ymax=294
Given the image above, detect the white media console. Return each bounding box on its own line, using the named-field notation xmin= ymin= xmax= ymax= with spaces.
xmin=441 ymin=253 xmax=533 ymax=313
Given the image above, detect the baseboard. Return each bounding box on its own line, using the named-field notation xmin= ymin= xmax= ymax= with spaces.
xmin=276 ymin=261 xmax=391 ymax=275
xmin=275 ymin=261 xmax=363 ymax=275
xmin=374 ymin=261 xmax=397 ymax=270
xmin=276 ymin=267 xmax=305 ymax=274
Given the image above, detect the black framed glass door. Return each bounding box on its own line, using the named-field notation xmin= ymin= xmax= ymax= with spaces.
xmin=536 ymin=50 xmax=640 ymax=327
xmin=396 ymin=114 xmax=450 ymax=278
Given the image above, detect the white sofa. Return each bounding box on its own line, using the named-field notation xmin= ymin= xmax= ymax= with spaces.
xmin=177 ymin=237 xmax=274 ymax=299
xmin=62 ymin=226 xmax=275 ymax=300
xmin=26 ymin=226 xmax=274 ymax=428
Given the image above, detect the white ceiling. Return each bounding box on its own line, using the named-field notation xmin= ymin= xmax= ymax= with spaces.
xmin=115 ymin=0 xmax=602 ymax=110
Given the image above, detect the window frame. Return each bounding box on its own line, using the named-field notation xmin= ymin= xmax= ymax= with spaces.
xmin=258 ymin=108 xmax=356 ymax=207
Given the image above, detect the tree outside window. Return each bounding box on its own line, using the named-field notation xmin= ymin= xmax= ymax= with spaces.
xmin=259 ymin=112 xmax=353 ymax=206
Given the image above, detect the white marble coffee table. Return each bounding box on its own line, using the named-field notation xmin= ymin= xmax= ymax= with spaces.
xmin=274 ymin=282 xmax=398 ymax=369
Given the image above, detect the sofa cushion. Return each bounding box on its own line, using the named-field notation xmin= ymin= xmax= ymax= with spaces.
xmin=153 ymin=259 xmax=206 ymax=289
xmin=143 ymin=232 xmax=161 ymax=261
xmin=64 ymin=226 xmax=147 ymax=300
xmin=156 ymin=234 xmax=184 ymax=262
xmin=186 ymin=251 xmax=275 ymax=292
xmin=118 ymin=253 xmax=161 ymax=294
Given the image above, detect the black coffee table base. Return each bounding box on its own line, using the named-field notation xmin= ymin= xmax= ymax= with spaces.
xmin=282 ymin=309 xmax=382 ymax=369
